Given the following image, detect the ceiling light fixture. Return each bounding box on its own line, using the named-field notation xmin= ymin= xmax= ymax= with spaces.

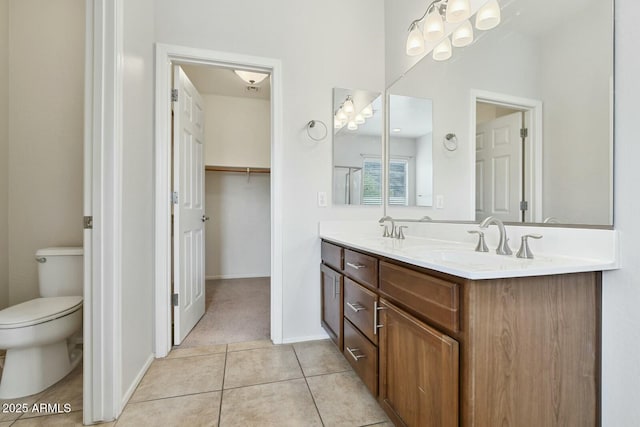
xmin=405 ymin=0 xmax=501 ymax=60
xmin=234 ymin=70 xmax=269 ymax=85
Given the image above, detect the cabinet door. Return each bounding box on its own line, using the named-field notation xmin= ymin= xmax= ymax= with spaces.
xmin=321 ymin=264 xmax=343 ymax=350
xmin=378 ymin=299 xmax=459 ymax=427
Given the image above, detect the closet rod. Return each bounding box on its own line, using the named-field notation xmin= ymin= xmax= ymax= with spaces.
xmin=205 ymin=165 xmax=271 ymax=174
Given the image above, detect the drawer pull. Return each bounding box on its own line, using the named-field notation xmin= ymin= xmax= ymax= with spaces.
xmin=346 ymin=302 xmax=365 ymax=313
xmin=373 ymin=300 xmax=387 ymax=335
xmin=346 ymin=262 xmax=366 ymax=270
xmin=346 ymin=346 xmax=366 ymax=362
xmin=332 ymin=276 xmax=339 ymax=298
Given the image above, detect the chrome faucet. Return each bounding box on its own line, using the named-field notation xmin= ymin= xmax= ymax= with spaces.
xmin=378 ymin=216 xmax=396 ymax=238
xmin=479 ymin=216 xmax=512 ymax=255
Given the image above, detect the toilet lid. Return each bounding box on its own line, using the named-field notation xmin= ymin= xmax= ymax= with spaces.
xmin=0 ymin=296 xmax=83 ymax=329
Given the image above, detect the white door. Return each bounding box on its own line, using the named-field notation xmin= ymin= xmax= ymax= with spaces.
xmin=173 ymin=65 xmax=206 ymax=345
xmin=476 ymin=111 xmax=522 ymax=222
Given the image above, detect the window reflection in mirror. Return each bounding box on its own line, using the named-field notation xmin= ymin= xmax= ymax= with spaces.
xmin=332 ymin=88 xmax=383 ymax=205
xmin=388 ymin=94 xmax=433 ymax=207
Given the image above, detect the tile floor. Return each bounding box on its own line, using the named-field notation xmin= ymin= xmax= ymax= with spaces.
xmin=0 ymin=339 xmax=391 ymax=426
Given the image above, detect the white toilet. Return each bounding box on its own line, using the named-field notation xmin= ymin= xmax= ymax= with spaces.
xmin=0 ymin=247 xmax=83 ymax=399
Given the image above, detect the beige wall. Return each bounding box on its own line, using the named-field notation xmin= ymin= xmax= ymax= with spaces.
xmin=7 ymin=0 xmax=85 ymax=304
xmin=203 ymin=94 xmax=271 ymax=168
xmin=0 ymin=0 xmax=9 ymax=309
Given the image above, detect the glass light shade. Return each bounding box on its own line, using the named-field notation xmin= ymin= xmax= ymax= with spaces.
xmin=423 ymin=10 xmax=445 ymax=42
xmin=334 ymin=117 xmax=344 ymax=129
xmin=446 ymin=0 xmax=471 ymax=23
xmin=347 ymin=121 xmax=358 ymax=131
xmin=433 ymin=37 xmax=452 ymax=61
xmin=475 ymin=0 xmax=501 ymax=30
xmin=234 ymin=70 xmax=269 ymax=85
xmin=343 ymin=97 xmax=355 ymax=114
xmin=336 ymin=109 xmax=348 ymax=122
xmin=452 ymin=20 xmax=474 ymax=47
xmin=406 ymin=24 xmax=425 ymax=56
xmin=362 ymin=104 xmax=373 ymax=118
xmin=354 ymin=114 xmax=365 ymax=124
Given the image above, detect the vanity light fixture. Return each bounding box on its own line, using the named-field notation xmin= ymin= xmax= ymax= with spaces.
xmin=343 ymin=96 xmax=355 ymax=114
xmin=347 ymin=120 xmax=358 ymax=131
xmin=234 ymin=70 xmax=269 ymax=85
xmin=334 ymin=117 xmax=344 ymax=129
xmin=405 ymin=0 xmax=501 ymax=60
xmin=336 ymin=108 xmax=348 ymax=122
xmin=354 ymin=114 xmax=366 ymax=125
xmin=334 ymin=96 xmax=375 ymax=132
xmin=362 ymin=104 xmax=374 ymax=118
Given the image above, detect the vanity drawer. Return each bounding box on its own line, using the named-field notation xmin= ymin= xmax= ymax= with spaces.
xmin=344 ymin=278 xmax=378 ymax=345
xmin=344 ymin=249 xmax=378 ymax=290
xmin=344 ymin=318 xmax=378 ymax=396
xmin=379 ymin=261 xmax=460 ymax=333
xmin=321 ymin=241 xmax=343 ymax=271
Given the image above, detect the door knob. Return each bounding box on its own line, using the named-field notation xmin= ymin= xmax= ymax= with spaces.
xmin=201 ymin=215 xmax=210 ymax=222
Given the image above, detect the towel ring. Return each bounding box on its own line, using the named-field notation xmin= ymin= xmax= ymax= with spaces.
xmin=306 ymin=120 xmax=328 ymax=142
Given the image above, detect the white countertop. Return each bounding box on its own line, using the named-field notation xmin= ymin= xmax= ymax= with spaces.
xmin=319 ymin=221 xmax=619 ymax=280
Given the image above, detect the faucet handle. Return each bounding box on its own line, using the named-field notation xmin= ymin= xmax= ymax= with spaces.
xmin=467 ymin=230 xmax=489 ymax=252
xmin=397 ymin=226 xmax=408 ymax=240
xmin=379 ymin=224 xmax=390 ymax=237
xmin=516 ymin=234 xmax=543 ymax=259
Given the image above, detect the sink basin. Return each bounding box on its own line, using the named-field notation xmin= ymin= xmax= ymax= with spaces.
xmin=411 ymin=249 xmax=531 ymax=271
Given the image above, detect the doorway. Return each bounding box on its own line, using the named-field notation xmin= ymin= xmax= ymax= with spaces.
xmin=154 ymin=45 xmax=284 ymax=358
xmin=171 ymin=63 xmax=272 ymax=348
xmin=471 ymin=91 xmax=543 ymax=223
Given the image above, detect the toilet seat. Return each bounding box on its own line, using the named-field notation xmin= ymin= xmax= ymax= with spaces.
xmin=0 ymin=296 xmax=83 ymax=329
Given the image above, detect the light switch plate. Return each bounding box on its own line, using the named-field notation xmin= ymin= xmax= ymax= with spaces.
xmin=436 ymin=195 xmax=444 ymax=209
xmin=318 ymin=191 xmax=328 ymax=207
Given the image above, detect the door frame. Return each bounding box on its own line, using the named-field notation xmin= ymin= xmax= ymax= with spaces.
xmin=470 ymin=90 xmax=543 ymax=223
xmin=154 ymin=44 xmax=284 ymax=357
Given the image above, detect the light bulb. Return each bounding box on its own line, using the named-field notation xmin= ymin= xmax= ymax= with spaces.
xmin=362 ymin=104 xmax=373 ymax=118
xmin=334 ymin=117 xmax=344 ymax=129
xmin=446 ymin=0 xmax=471 ymax=23
xmin=336 ymin=109 xmax=347 ymax=122
xmin=423 ymin=9 xmax=444 ymax=42
xmin=406 ymin=23 xmax=425 ymax=56
xmin=452 ymin=20 xmax=474 ymax=47
xmin=343 ymin=97 xmax=355 ymax=114
xmin=347 ymin=121 xmax=358 ymax=131
xmin=354 ymin=114 xmax=365 ymax=124
xmin=433 ymin=37 xmax=452 ymax=61
xmin=475 ymin=0 xmax=501 ymax=31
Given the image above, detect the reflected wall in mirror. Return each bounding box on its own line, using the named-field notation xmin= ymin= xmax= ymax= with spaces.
xmin=387 ymin=0 xmax=613 ymax=226
xmin=388 ymin=95 xmax=434 ymax=207
xmin=332 ymin=88 xmax=383 ymax=205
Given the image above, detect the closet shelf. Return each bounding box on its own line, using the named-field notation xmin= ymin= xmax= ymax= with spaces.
xmin=205 ymin=165 xmax=271 ymax=174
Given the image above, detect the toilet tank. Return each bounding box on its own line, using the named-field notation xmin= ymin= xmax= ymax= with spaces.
xmin=35 ymin=247 xmax=83 ymax=297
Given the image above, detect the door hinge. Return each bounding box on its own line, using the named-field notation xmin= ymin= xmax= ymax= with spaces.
xmin=83 ymin=216 xmax=93 ymax=229
xmin=172 ymin=293 xmax=179 ymax=306
xmin=171 ymin=191 xmax=179 ymax=204
xmin=171 ymin=89 xmax=178 ymax=102
xmin=520 ymin=200 xmax=529 ymax=211
xmin=520 ymin=127 xmax=528 ymax=138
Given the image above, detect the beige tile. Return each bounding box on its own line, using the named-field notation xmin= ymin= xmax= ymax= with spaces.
xmin=0 ymin=392 xmax=45 ymax=422
xmin=167 ymin=344 xmax=227 ymax=359
xmin=307 ymin=371 xmax=389 ymax=427
xmin=219 ymin=378 xmax=321 ymax=426
xmin=12 ymin=411 xmax=86 ymax=426
xmin=226 ymin=339 xmax=273 ymax=353
xmin=0 ymin=421 xmax=14 ymax=427
xmin=22 ymin=364 xmax=83 ymax=418
xmin=223 ymin=346 xmax=302 ymax=389
xmin=130 ymin=354 xmax=225 ymax=402
xmin=117 ymin=391 xmax=220 ymax=427
xmin=293 ymin=339 xmax=351 ymax=377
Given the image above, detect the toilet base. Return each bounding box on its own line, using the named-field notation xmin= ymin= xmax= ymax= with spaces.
xmin=0 ymin=339 xmax=82 ymax=399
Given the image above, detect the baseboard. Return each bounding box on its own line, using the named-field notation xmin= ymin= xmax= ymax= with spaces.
xmin=281 ymin=332 xmax=330 ymax=344
xmin=120 ymin=353 xmax=154 ymax=410
xmin=206 ymin=273 xmax=270 ymax=280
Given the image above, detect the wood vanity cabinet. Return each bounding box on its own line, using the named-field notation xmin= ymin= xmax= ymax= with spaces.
xmin=320 ymin=239 xmax=601 ymax=427
xmin=320 ymin=241 xmax=344 ymax=350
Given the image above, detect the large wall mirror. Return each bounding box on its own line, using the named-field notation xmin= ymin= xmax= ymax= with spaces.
xmin=333 ymin=88 xmax=383 ymax=205
xmin=387 ymin=0 xmax=613 ymax=227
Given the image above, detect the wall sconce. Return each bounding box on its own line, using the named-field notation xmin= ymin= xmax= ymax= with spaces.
xmin=405 ymin=0 xmax=501 ymax=60
xmin=334 ymin=96 xmax=374 ymax=131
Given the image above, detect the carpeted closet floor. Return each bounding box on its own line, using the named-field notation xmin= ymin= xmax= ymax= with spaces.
xmin=177 ymin=277 xmax=270 ymax=348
